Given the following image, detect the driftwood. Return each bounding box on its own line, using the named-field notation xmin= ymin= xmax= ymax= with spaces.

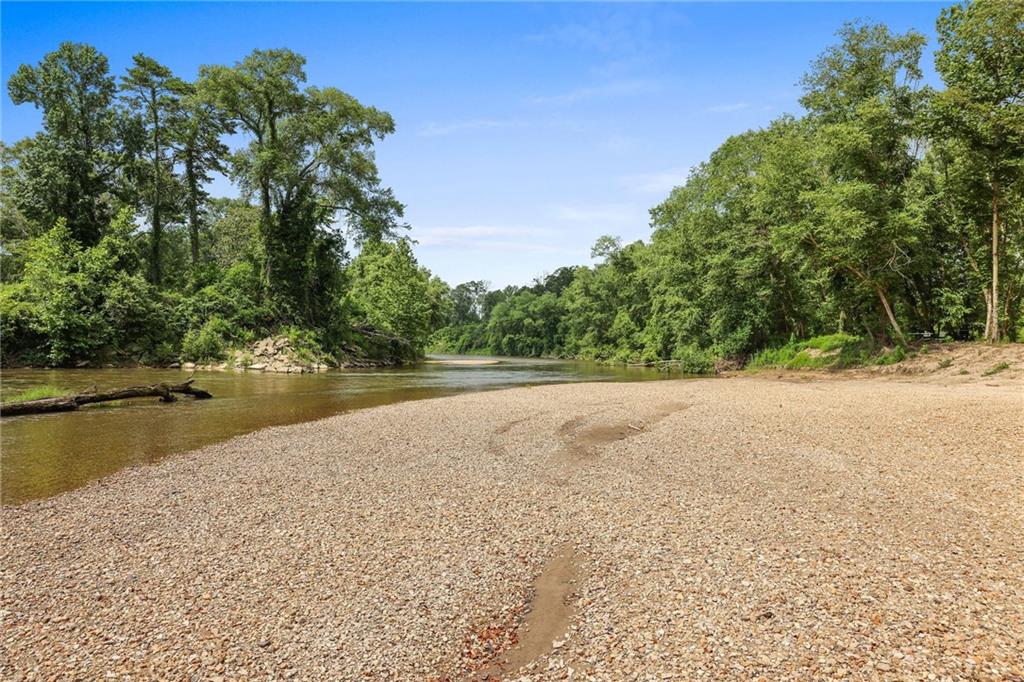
xmin=0 ymin=379 xmax=212 ymax=417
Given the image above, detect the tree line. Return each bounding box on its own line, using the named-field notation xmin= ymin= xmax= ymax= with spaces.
xmin=430 ymin=1 xmax=1023 ymax=366
xmin=1 ymin=45 xmax=450 ymax=366
xmin=2 ymin=1 xmax=1020 ymax=370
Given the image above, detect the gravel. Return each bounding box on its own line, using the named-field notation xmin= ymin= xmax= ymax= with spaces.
xmin=2 ymin=376 xmax=1022 ymax=680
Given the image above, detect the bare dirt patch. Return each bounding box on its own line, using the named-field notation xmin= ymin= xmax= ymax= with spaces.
xmin=874 ymin=341 xmax=1023 ymax=383
xmin=474 ymin=542 xmax=579 ymax=680
xmin=556 ymin=402 xmax=687 ymax=461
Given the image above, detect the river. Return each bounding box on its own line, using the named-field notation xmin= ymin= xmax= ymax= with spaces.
xmin=1 ymin=356 xmax=666 ymax=505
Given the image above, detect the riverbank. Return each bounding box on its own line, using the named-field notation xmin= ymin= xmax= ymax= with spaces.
xmin=2 ymin=375 xmax=1022 ymax=680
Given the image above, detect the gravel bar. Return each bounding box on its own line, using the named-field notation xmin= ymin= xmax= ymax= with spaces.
xmin=2 ymin=376 xmax=1022 ymax=680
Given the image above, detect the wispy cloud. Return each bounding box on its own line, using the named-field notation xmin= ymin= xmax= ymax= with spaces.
xmin=531 ymin=79 xmax=660 ymax=105
xmin=417 ymin=118 xmax=585 ymax=137
xmin=707 ymin=102 xmax=751 ymax=113
xmin=417 ymin=119 xmax=528 ymax=137
xmin=526 ymin=7 xmax=689 ymax=55
xmin=621 ymin=167 xmax=692 ymax=194
xmin=553 ymin=203 xmax=637 ymax=224
xmin=414 ymin=225 xmax=571 ymax=254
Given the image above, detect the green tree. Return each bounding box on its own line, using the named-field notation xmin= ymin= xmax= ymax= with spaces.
xmin=121 ymin=54 xmax=186 ymax=285
xmin=449 ymin=280 xmax=489 ymax=324
xmin=646 ymin=123 xmax=816 ymax=359
xmin=794 ymin=22 xmax=929 ymax=343
xmin=7 ymin=42 xmax=124 ymax=245
xmin=171 ymin=86 xmax=230 ymax=270
xmin=347 ymin=239 xmax=439 ymax=352
xmin=200 ymin=49 xmax=405 ymax=322
xmin=933 ymin=0 xmax=1024 ymax=341
xmin=6 ymin=210 xmax=165 ymax=365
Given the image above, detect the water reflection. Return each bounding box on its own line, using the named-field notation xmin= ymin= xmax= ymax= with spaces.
xmin=1 ymin=356 xmax=664 ymax=504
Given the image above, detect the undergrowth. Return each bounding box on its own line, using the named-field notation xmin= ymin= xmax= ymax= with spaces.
xmin=4 ymin=384 xmax=69 ymax=402
xmin=747 ymin=334 xmax=906 ymax=370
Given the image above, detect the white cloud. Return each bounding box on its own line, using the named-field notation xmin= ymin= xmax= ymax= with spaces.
xmin=530 ymin=79 xmax=659 ymax=105
xmin=601 ymin=134 xmax=636 ymax=152
xmin=526 ymin=7 xmax=689 ymax=55
xmin=621 ymin=167 xmax=692 ymax=194
xmin=553 ymin=203 xmax=638 ymax=224
xmin=414 ymin=225 xmax=570 ymax=254
xmin=417 ymin=119 xmax=528 ymax=137
xmin=417 ymin=118 xmax=585 ymax=137
xmin=707 ymin=102 xmax=751 ymax=113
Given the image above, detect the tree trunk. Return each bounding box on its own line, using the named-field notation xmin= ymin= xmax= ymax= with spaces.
xmin=1 ymin=380 xmax=212 ymax=417
xmin=876 ymin=285 xmax=905 ymax=344
xmin=150 ymin=86 xmax=163 ymax=287
xmin=988 ymin=179 xmax=1000 ymax=342
xmin=186 ymin=154 xmax=200 ymax=268
xmin=260 ymin=180 xmax=273 ymax=289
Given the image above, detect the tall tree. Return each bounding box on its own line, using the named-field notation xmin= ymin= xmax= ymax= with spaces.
xmin=200 ymin=49 xmax=405 ymax=323
xmin=449 ymin=280 xmax=489 ymax=324
xmin=933 ymin=0 xmax=1024 ymax=341
xmin=347 ymin=239 xmax=440 ymax=351
xmin=171 ymin=85 xmax=230 ymax=270
xmin=199 ymin=48 xmax=306 ymax=292
xmin=7 ymin=42 xmax=123 ymax=245
xmin=120 ymin=54 xmax=185 ymax=285
xmin=796 ymin=22 xmax=929 ymax=343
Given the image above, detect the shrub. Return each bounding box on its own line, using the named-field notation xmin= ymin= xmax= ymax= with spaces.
xmin=181 ymin=317 xmax=231 ymax=362
xmin=873 ymin=346 xmax=906 ymax=365
xmin=981 ymin=362 xmax=1010 ymax=377
xmin=176 ymin=261 xmax=267 ymax=335
xmin=670 ymin=344 xmax=714 ymax=374
xmin=281 ymin=325 xmax=326 ymax=365
xmin=5 ymin=212 xmax=173 ymax=365
xmin=748 ymin=334 xmax=873 ymax=370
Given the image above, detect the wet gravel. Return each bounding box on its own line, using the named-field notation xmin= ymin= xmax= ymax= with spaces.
xmin=2 ymin=376 xmax=1022 ymax=680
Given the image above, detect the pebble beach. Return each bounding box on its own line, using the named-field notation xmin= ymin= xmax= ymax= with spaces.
xmin=2 ymin=375 xmax=1022 ymax=680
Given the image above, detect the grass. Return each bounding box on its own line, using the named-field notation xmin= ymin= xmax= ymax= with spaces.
xmin=981 ymin=362 xmax=1010 ymax=377
xmin=747 ymin=333 xmax=914 ymax=371
xmin=748 ymin=333 xmax=874 ymax=370
xmin=3 ymin=384 xmax=69 ymax=403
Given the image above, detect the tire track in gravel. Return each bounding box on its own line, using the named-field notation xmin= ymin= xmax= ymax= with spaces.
xmin=476 ymin=402 xmax=689 ymax=679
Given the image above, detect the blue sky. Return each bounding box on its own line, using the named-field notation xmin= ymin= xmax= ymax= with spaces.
xmin=2 ymin=1 xmax=951 ymax=288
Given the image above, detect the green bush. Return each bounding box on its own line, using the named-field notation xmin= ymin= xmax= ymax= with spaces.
xmin=2 ymin=212 xmax=176 ymax=366
xmin=981 ymin=362 xmax=1010 ymax=377
xmin=670 ymin=344 xmax=714 ymax=374
xmin=426 ymin=322 xmax=489 ymax=354
xmin=181 ymin=317 xmax=231 ymax=362
xmin=873 ymin=346 xmax=906 ymax=365
xmin=748 ymin=333 xmax=874 ymax=370
xmin=281 ymin=325 xmax=326 ymax=365
xmin=0 ymin=283 xmax=41 ymax=364
xmin=176 ymin=261 xmax=267 ymax=335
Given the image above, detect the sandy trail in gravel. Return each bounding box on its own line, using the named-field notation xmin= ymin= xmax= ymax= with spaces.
xmin=2 ymin=375 xmax=1022 ymax=681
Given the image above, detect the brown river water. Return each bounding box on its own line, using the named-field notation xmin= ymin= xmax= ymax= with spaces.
xmin=1 ymin=356 xmax=665 ymax=505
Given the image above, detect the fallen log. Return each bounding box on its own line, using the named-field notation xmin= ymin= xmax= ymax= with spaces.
xmin=0 ymin=379 xmax=212 ymax=417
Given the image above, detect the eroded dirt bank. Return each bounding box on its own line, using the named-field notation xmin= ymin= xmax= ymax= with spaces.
xmin=2 ymin=376 xmax=1022 ymax=680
